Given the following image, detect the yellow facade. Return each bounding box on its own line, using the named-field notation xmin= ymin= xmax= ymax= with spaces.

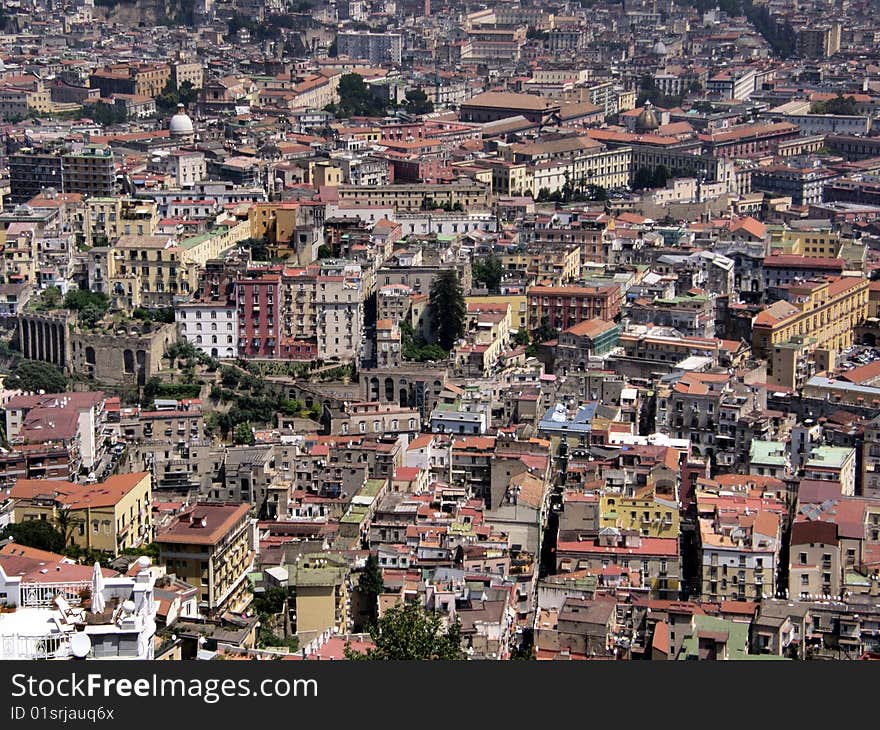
xmin=466 ymin=294 xmax=527 ymax=331
xmin=600 ymin=493 xmax=679 ymax=538
xmin=754 ymin=277 xmax=869 ymax=389
xmin=13 ymin=473 xmax=152 ymax=556
xmin=290 ymin=555 xmax=350 ymax=635
xmin=86 ymin=197 xmax=158 ymax=245
xmin=769 ymin=226 xmax=841 ymax=258
xmin=156 ymin=504 xmax=253 ymax=616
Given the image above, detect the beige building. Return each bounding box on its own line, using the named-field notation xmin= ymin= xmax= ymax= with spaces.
xmin=288 ymin=552 xmax=351 ymax=636
xmin=85 ymin=197 xmax=158 ymax=246
xmin=753 ymin=277 xmax=870 ymax=390
xmin=155 ymin=502 xmax=254 ymax=617
xmin=336 ymin=182 xmax=490 ymax=211
xmin=10 ymin=472 xmax=153 ymax=556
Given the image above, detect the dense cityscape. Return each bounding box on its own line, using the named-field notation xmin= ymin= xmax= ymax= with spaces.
xmin=0 ymin=0 xmax=878 ymax=662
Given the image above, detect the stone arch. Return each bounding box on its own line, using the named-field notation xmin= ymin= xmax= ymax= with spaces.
xmin=136 ymin=350 xmax=147 ymax=387
xmin=123 ymin=349 xmax=135 ymax=375
xmin=85 ymin=346 xmax=96 ymax=377
xmin=369 ymin=376 xmax=380 ymax=401
xmin=384 ymin=377 xmax=395 ymax=402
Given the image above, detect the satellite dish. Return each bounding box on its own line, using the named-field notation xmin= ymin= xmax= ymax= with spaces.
xmin=70 ymin=633 xmax=92 ymax=659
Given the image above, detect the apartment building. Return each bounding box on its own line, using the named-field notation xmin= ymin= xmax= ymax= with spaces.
xmin=337 ymin=32 xmax=403 ymax=65
xmin=527 ymin=285 xmax=622 ymax=333
xmin=655 ymin=372 xmax=731 ymax=460
xmin=236 ymin=268 xmax=281 ymax=358
xmin=85 ymin=197 xmax=158 ymax=246
xmin=696 ymin=490 xmax=786 ymax=602
xmin=4 ymin=391 xmax=106 ymax=478
xmin=9 ymin=144 xmax=116 ymax=205
xmin=10 ymin=472 xmax=153 ymax=556
xmin=176 ymin=300 xmax=238 ymax=359
xmin=752 ymin=276 xmax=869 ymax=390
xmin=556 ymin=529 xmax=680 ymax=600
xmin=155 ymin=502 xmax=254 ymax=617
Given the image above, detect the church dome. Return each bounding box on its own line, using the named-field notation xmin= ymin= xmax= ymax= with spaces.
xmin=652 ymin=39 xmax=668 ymax=56
xmin=635 ymin=101 xmax=660 ymax=132
xmin=169 ymin=104 xmax=194 ymax=137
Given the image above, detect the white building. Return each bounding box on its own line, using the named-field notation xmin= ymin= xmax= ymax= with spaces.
xmin=429 ymin=407 xmax=488 ymax=435
xmin=316 ymin=264 xmax=363 ymax=361
xmin=0 ymin=556 xmax=158 ymax=660
xmin=176 ymin=301 xmax=238 ymax=359
xmin=337 ymin=32 xmax=403 ymax=65
xmin=168 ymin=150 xmax=207 ymax=188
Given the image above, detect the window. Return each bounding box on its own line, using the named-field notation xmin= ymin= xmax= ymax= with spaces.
xmin=799 ymin=552 xmax=807 ymax=565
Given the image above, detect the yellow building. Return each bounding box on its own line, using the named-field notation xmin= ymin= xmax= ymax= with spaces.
xmin=466 ymin=294 xmax=527 ymax=332
xmin=288 ymin=552 xmax=351 ymax=635
xmin=768 ymin=225 xmax=842 ymax=258
xmin=753 ymin=276 xmax=869 ymax=389
xmin=502 ymin=244 xmax=581 ymax=286
xmin=250 ymin=202 xmax=301 ymax=242
xmin=600 ymin=489 xmax=680 ymax=539
xmin=108 ymin=218 xmax=248 ymax=306
xmin=10 ymin=472 xmax=153 ymax=556
xmin=155 ymin=502 xmax=254 ymax=617
xmin=336 ymin=182 xmax=490 ymax=211
xmin=85 ymin=197 xmax=158 ymax=246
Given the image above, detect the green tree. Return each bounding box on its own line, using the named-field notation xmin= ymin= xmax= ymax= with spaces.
xmin=429 ymin=269 xmax=466 ymax=351
xmin=472 ymin=252 xmax=504 ymax=293
xmin=156 ymin=79 xmax=200 ymax=117
xmin=652 ymin=164 xmax=669 ymax=188
xmin=6 ymin=361 xmax=67 ymax=393
xmin=811 ymin=94 xmax=858 ymax=115
xmin=534 ymin=315 xmax=558 ymax=344
xmin=240 ymin=236 xmax=270 ymax=262
xmin=234 ymin=422 xmax=255 ymax=445
xmin=403 ymin=87 xmax=433 ymax=115
xmin=40 ymin=286 xmax=62 ymax=309
xmin=345 ymin=602 xmax=466 ymax=660
xmin=1 ymin=521 xmax=65 ymax=553
xmin=633 ymin=166 xmax=654 ymax=190
xmin=54 ymin=507 xmax=84 ymax=548
xmin=326 ymin=73 xmax=388 ymax=118
xmin=254 ymin=586 xmax=287 ymax=616
xmin=63 ymin=287 xmax=109 ymax=314
xmin=357 ymin=554 xmax=384 ymax=628
xmin=87 ymin=101 xmax=127 ymax=126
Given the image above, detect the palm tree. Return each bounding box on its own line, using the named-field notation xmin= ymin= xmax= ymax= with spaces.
xmin=54 ymin=507 xmax=84 ymax=549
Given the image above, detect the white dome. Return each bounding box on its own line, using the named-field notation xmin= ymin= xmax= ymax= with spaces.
xmin=653 ymin=40 xmax=668 ymax=55
xmin=169 ymin=105 xmax=194 ymax=136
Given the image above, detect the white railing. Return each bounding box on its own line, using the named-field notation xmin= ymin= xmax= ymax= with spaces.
xmin=20 ymin=581 xmax=91 ymax=608
xmin=0 ymin=633 xmax=71 ymax=660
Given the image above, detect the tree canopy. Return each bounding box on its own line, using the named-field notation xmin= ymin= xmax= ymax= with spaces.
xmin=472 ymin=252 xmax=504 ymax=294
xmin=6 ymin=361 xmax=67 ymax=393
xmin=810 ymin=94 xmax=859 ymax=115
xmin=1 ymin=521 xmax=65 ymax=553
xmin=357 ymin=554 xmax=385 ymax=628
xmin=632 ymin=165 xmax=669 ymax=190
xmin=156 ymin=80 xmax=199 ymax=117
xmin=429 ymin=269 xmax=466 ymax=351
xmin=64 ymin=288 xmax=110 ymax=325
xmin=86 ymin=100 xmax=128 ymax=126
xmin=345 ymin=602 xmax=466 ymax=660
xmin=325 ymin=73 xmax=388 ymax=118
xmin=403 ymin=87 xmax=433 ymax=115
